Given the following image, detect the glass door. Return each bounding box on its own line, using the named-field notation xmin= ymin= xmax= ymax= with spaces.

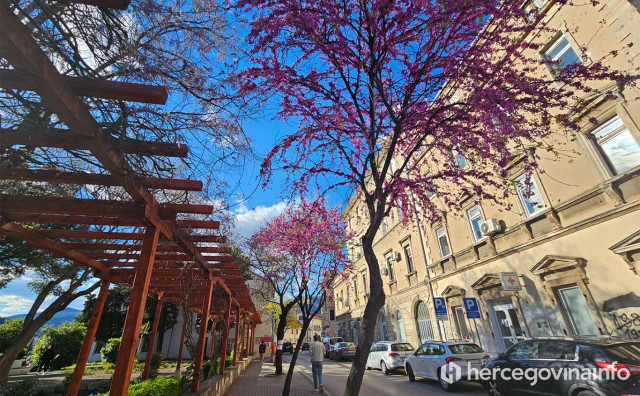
xmin=491 ymin=301 xmax=526 ymax=351
xmin=454 ymin=306 xmax=470 ymax=340
xmin=556 ymin=285 xmax=599 ymax=335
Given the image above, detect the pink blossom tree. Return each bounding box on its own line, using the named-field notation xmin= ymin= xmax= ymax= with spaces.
xmin=248 ymin=198 xmax=348 ymax=393
xmin=238 ymin=0 xmax=635 ymax=394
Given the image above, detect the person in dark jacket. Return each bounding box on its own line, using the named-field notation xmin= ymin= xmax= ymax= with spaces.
xmin=38 ymin=345 xmax=55 ymax=373
xmin=259 ymin=342 xmax=267 ymax=362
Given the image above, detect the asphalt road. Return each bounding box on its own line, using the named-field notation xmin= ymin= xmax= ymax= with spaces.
xmin=283 ymin=353 xmax=487 ymax=396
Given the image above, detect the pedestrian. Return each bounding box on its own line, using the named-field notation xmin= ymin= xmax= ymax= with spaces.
xmin=38 ymin=344 xmax=55 ymax=373
xmin=310 ymin=334 xmax=324 ymax=393
xmin=259 ymin=341 xmax=267 ymax=363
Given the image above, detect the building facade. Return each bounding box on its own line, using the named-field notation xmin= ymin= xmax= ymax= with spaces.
xmin=333 ymin=0 xmax=640 ymax=355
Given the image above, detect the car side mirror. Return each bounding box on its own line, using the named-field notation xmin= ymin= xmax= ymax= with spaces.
xmin=498 ymin=353 xmax=506 ymax=360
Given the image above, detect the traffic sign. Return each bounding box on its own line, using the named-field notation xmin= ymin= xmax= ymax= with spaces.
xmin=499 ymin=272 xmax=522 ymax=291
xmin=434 ymin=297 xmax=448 ymax=321
xmin=463 ymin=297 xmax=481 ymax=319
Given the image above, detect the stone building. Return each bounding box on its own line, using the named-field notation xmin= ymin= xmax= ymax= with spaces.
xmin=333 ymin=0 xmax=640 ymax=355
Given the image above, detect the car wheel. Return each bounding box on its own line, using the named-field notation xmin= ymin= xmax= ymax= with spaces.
xmin=576 ymin=391 xmax=597 ymax=396
xmin=438 ymin=370 xmax=454 ymax=392
xmin=406 ymin=364 xmax=415 ymax=382
xmin=381 ymin=361 xmax=389 ymax=375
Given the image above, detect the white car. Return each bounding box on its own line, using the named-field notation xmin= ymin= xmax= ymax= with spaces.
xmin=366 ymin=341 xmax=415 ymax=374
xmin=404 ymin=341 xmax=489 ymax=391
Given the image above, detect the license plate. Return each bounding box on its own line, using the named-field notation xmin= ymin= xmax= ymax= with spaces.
xmin=468 ymin=359 xmax=481 ymax=364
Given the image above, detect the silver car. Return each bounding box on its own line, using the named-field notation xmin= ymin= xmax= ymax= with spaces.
xmin=404 ymin=341 xmax=489 ymax=391
xmin=366 ymin=341 xmax=415 ymax=374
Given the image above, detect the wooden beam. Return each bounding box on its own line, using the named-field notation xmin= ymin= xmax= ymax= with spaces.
xmin=0 ymin=167 xmax=202 ymax=191
xmin=189 ymin=235 xmax=227 ymax=243
xmin=0 ymin=194 xmax=144 ymax=218
xmin=0 ymin=128 xmax=189 ymax=158
xmin=192 ymin=280 xmax=214 ymax=392
xmin=142 ymin=295 xmax=163 ymax=380
xmin=159 ymin=203 xmax=213 ymax=216
xmin=56 ymin=0 xmax=131 ymax=10
xmin=232 ymin=305 xmax=241 ymax=366
xmin=218 ymin=297 xmax=232 ymax=376
xmin=67 ymin=280 xmax=110 ymax=396
xmin=0 ymin=216 xmax=109 ymax=273
xmin=36 ymin=229 xmax=144 ymax=240
xmin=110 ymin=227 xmax=159 ymax=396
xmin=0 ymin=69 xmax=167 ymax=104
xmin=2 ymin=213 xmax=145 ymax=227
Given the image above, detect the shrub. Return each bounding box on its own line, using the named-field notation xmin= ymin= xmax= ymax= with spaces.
xmin=92 ymin=377 xmax=179 ymax=396
xmin=0 ymin=318 xmax=24 ymax=354
xmin=148 ymin=353 xmax=162 ymax=379
xmin=202 ymin=360 xmax=212 ymax=380
xmin=213 ymin=358 xmax=221 ymax=374
xmin=100 ymin=338 xmax=121 ymax=365
xmin=0 ymin=378 xmax=37 ymax=396
xmin=32 ymin=321 xmax=87 ymax=370
xmin=224 ymin=350 xmax=234 ymax=367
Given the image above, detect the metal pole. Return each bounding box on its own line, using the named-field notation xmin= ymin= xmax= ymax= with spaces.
xmin=474 ymin=319 xmax=482 ymax=349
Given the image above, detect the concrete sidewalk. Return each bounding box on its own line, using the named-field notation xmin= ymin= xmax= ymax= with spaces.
xmin=225 ymin=359 xmax=333 ymax=396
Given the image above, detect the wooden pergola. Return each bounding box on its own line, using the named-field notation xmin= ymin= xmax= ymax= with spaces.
xmin=0 ymin=1 xmax=260 ymax=395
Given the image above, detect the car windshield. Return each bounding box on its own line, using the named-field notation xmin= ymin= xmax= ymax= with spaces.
xmin=605 ymin=343 xmax=640 ymax=361
xmin=449 ymin=344 xmax=484 ymax=354
xmin=391 ymin=343 xmax=414 ymax=351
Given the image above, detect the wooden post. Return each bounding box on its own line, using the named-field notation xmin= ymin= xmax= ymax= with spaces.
xmin=246 ymin=321 xmax=252 ymax=357
xmin=208 ymin=320 xmax=216 ymax=363
xmin=174 ymin=315 xmax=188 ymax=376
xmin=142 ymin=293 xmax=163 ymax=380
xmin=232 ymin=305 xmax=240 ymax=366
xmin=249 ymin=325 xmax=255 ymax=355
xmin=66 ymin=280 xmax=110 ymax=396
xmin=243 ymin=318 xmax=250 ymax=359
xmin=110 ymin=227 xmax=159 ymax=396
xmin=218 ymin=297 xmax=232 ymax=375
xmin=191 ymin=280 xmax=214 ymax=393
xmin=238 ymin=314 xmax=245 ymax=361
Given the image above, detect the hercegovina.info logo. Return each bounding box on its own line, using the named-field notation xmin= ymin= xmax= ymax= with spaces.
xmin=440 ymin=361 xmax=634 ymax=386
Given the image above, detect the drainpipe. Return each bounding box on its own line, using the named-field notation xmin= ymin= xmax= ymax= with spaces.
xmin=415 ymin=213 xmax=444 ymax=341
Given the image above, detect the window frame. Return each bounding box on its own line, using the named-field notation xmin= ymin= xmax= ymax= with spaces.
xmin=467 ymin=205 xmax=486 ymax=242
xmin=514 ymin=174 xmax=546 ymax=217
xmin=403 ymin=243 xmax=415 ymax=273
xmin=435 ymin=226 xmax=451 ymax=258
xmin=543 ymin=34 xmax=581 ymax=73
xmin=589 ymin=115 xmax=640 ymax=176
xmin=385 ymin=253 xmax=396 ymax=281
xmin=451 ymin=147 xmax=468 ymax=170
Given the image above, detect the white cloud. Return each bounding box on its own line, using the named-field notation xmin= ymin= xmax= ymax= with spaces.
xmin=0 ymin=294 xmax=37 ymax=316
xmin=233 ymin=201 xmax=288 ymax=239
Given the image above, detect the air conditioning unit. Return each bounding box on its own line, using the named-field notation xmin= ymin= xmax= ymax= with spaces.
xmin=394 ymin=252 xmax=402 ymax=261
xmin=381 ymin=267 xmax=389 ymax=276
xmin=480 ymin=218 xmax=501 ymax=236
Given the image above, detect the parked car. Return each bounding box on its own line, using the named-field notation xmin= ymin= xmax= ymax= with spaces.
xmin=322 ymin=337 xmax=343 ymax=357
xmin=366 ymin=341 xmax=415 ymax=375
xmin=330 ymin=342 xmax=357 ymax=361
xmin=282 ymin=342 xmax=294 ymax=354
xmin=482 ymin=337 xmax=640 ymax=396
xmin=404 ymin=340 xmax=488 ymax=391
xmin=301 ymin=342 xmax=310 ymax=351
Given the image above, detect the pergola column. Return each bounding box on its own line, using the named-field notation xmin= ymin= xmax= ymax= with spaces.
xmin=244 ymin=318 xmax=250 ymax=359
xmin=142 ymin=292 xmax=163 ymax=380
xmin=238 ymin=314 xmax=245 ymax=360
xmin=174 ymin=314 xmax=188 ymax=377
xmin=191 ymin=279 xmax=214 ymax=393
xmin=67 ymin=279 xmax=110 ymax=396
xmin=110 ymin=227 xmax=159 ymax=396
xmin=232 ymin=305 xmax=240 ymax=366
xmin=249 ymin=325 xmax=255 ymax=356
xmin=218 ymin=296 xmax=232 ymax=375
xmin=208 ymin=319 xmax=217 ymax=363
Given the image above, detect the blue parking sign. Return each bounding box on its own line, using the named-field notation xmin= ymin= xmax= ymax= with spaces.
xmin=463 ymin=297 xmax=481 ymax=319
xmin=434 ymin=297 xmax=448 ymax=321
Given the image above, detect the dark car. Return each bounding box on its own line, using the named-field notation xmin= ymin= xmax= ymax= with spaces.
xmin=482 ymin=337 xmax=640 ymax=396
xmin=282 ymin=342 xmax=294 ymax=354
xmin=330 ymin=342 xmax=357 ymax=361
xmin=301 ymin=342 xmax=310 ymax=351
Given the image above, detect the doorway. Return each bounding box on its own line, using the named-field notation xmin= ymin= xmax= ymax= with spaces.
xmin=490 ymin=300 xmax=525 ymax=351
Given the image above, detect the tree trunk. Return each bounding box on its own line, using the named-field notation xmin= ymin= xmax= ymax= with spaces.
xmin=342 ymin=236 xmax=386 ymax=396
xmin=282 ymin=320 xmax=311 ymax=396
xmin=274 ymin=312 xmax=288 ymax=375
xmin=0 ymin=281 xmax=99 ymax=384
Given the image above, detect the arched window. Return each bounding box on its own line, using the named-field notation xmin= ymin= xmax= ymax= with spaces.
xmin=377 ymin=309 xmax=387 ymax=341
xmin=415 ymin=301 xmax=434 ymax=343
xmin=396 ymin=311 xmax=407 ymax=341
